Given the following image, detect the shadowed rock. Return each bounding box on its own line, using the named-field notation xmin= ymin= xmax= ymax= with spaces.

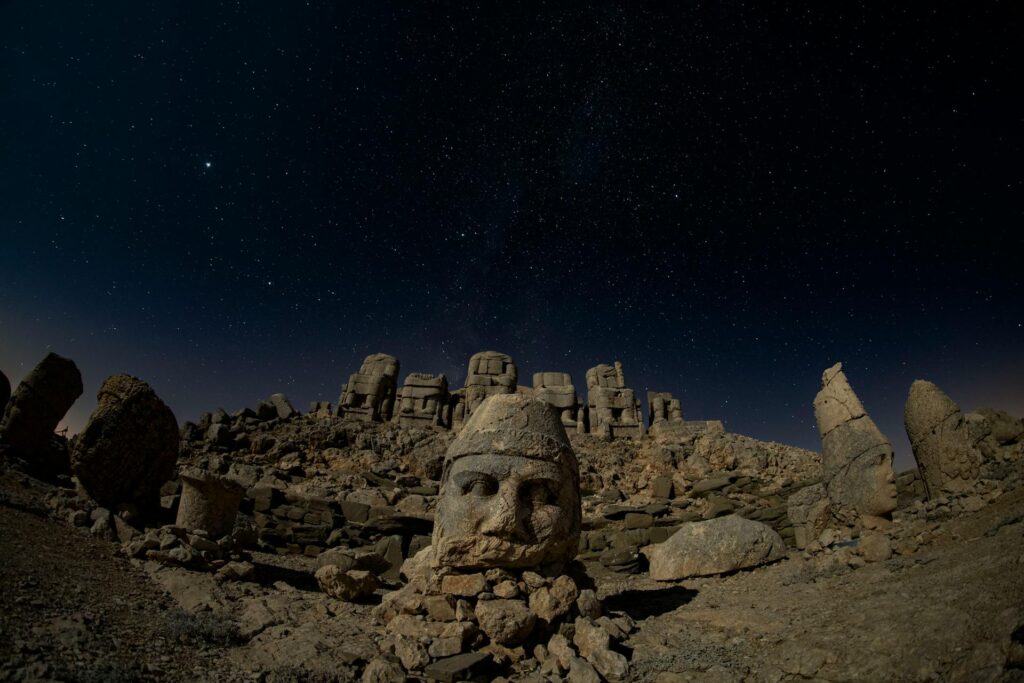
xmin=813 ymin=363 xmax=897 ymax=525
xmin=71 ymin=374 xmax=178 ymax=509
xmin=433 ymin=394 xmax=581 ymax=569
xmin=0 ymin=352 xmax=83 ymax=478
xmin=905 ymin=380 xmax=981 ymax=496
xmin=0 ymin=369 xmax=10 ymax=413
xmin=643 ymin=514 xmax=786 ymax=580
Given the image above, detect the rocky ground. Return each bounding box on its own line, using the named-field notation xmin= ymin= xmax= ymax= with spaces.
xmin=1 ymin=408 xmax=1022 ymax=682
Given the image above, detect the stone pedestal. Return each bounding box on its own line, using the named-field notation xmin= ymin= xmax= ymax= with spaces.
xmin=175 ymin=469 xmax=245 ymax=537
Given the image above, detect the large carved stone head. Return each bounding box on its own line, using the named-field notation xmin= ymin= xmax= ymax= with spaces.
xmin=432 ymin=394 xmax=581 ymax=569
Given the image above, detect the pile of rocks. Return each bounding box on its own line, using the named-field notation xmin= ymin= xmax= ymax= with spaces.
xmin=372 ymin=557 xmax=634 ymax=681
xmin=122 ymin=525 xmax=254 ymax=580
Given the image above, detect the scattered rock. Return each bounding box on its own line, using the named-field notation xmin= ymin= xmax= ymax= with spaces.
xmin=645 ymin=514 xmax=787 ymax=580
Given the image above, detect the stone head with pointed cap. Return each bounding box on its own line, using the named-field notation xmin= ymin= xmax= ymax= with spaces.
xmin=432 ymin=394 xmax=582 ymax=569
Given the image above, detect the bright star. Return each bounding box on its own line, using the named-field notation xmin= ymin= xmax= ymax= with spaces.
xmin=204 ymin=161 xmax=212 ymax=168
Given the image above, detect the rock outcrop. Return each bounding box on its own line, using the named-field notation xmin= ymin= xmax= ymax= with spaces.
xmin=904 ymin=380 xmax=982 ymax=496
xmin=644 ymin=514 xmax=787 ymax=580
xmin=0 ymin=352 xmax=83 ymax=478
xmin=71 ymin=374 xmax=178 ymax=510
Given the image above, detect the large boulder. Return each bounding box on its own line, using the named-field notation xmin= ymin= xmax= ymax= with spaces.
xmin=71 ymin=374 xmax=178 ymax=509
xmin=904 ymin=380 xmax=981 ymax=496
xmin=643 ymin=514 xmax=787 ymax=580
xmin=0 ymin=353 xmax=83 ymax=477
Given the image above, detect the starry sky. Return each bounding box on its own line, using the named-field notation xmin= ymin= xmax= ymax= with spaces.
xmin=1 ymin=3 xmax=1021 ymax=469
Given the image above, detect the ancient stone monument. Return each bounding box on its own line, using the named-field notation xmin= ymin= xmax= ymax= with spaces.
xmin=647 ymin=391 xmax=682 ymax=428
xmin=0 ymin=352 xmax=83 ymax=477
xmin=532 ymin=371 xmax=582 ymax=432
xmin=433 ymin=393 xmax=581 ymax=569
xmin=790 ymin=363 xmax=897 ymax=544
xmin=462 ymin=351 xmax=517 ymax=422
xmin=904 ymin=379 xmax=981 ymax=496
xmin=71 ymin=374 xmax=179 ymax=510
xmin=585 ymin=361 xmax=643 ymax=439
xmin=396 ymin=372 xmax=450 ymax=429
xmin=176 ymin=468 xmax=246 ymax=537
xmin=338 ymin=353 xmax=400 ymax=422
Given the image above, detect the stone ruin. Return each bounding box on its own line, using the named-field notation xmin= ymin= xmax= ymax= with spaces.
xmin=396 ymin=372 xmax=450 ymax=429
xmin=532 ymin=371 xmax=582 ymax=433
xmin=459 ymin=350 xmax=517 ymax=426
xmin=366 ymin=394 xmax=635 ymax=680
xmin=586 ymin=361 xmax=644 ymax=439
xmin=0 ymin=352 xmax=83 ymax=479
xmin=337 ymin=353 xmax=400 ymax=422
xmin=788 ymin=363 xmax=897 ymax=548
xmin=647 ymin=390 xmax=682 ymax=428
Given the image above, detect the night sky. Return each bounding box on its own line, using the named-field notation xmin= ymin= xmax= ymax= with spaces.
xmin=2 ymin=3 xmax=1022 ymax=469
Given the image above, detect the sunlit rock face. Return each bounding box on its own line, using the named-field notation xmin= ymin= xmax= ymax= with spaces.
xmin=432 ymin=394 xmax=581 ymax=569
xmin=814 ymin=362 xmax=897 ymax=524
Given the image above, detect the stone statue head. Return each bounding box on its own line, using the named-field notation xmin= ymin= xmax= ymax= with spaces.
xmin=827 ymin=445 xmax=898 ymax=523
xmin=432 ymin=394 xmax=581 ymax=569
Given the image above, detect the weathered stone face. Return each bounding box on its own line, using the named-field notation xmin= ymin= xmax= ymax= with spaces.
xmin=433 ymin=394 xmax=581 ymax=569
xmin=813 ymin=363 xmax=897 ymax=523
xmin=339 ymin=353 xmax=400 ymax=422
xmin=397 ymin=372 xmax=450 ymax=428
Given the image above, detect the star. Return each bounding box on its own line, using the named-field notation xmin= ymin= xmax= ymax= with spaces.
xmin=204 ymin=161 xmax=212 ymax=169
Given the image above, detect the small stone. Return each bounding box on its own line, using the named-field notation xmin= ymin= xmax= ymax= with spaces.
xmin=361 ymin=657 xmax=406 ymax=683
xmin=521 ymin=571 xmax=548 ymax=591
xmin=857 ymin=531 xmax=892 ymax=563
xmin=573 ymin=617 xmax=628 ymax=679
xmin=547 ymin=633 xmax=576 ymax=669
xmin=315 ymin=565 xmax=379 ymax=601
xmin=423 ymin=652 xmax=490 ymax=683
xmin=474 ymin=599 xmax=535 ymax=646
xmin=441 ymin=572 xmax=487 ymax=597
xmin=429 ymin=635 xmax=464 ymax=658
xmin=493 ymin=580 xmax=520 ymax=599
xmin=567 ymin=656 xmax=602 ymax=683
xmin=394 ymin=634 xmax=430 ymax=671
xmin=528 ymin=575 xmax=579 ymax=623
xmin=576 ymin=589 xmax=601 ymax=620
xmin=423 ymin=595 xmax=457 ymax=622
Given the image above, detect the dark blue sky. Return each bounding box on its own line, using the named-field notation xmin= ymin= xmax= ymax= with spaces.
xmin=2 ymin=2 xmax=1021 ymax=469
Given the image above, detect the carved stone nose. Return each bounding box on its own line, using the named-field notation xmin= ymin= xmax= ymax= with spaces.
xmin=479 ymin=487 xmax=529 ymax=541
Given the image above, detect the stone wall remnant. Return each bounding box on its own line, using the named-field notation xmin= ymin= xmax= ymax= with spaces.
xmin=462 ymin=351 xmax=517 ymax=422
xmin=338 ymin=353 xmax=400 ymax=422
xmin=71 ymin=374 xmax=179 ymax=510
xmin=586 ymin=362 xmax=643 ymax=439
xmin=0 ymin=352 xmax=83 ymax=478
xmin=533 ymin=371 xmax=582 ymax=432
xmin=397 ymin=372 xmax=450 ymax=429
